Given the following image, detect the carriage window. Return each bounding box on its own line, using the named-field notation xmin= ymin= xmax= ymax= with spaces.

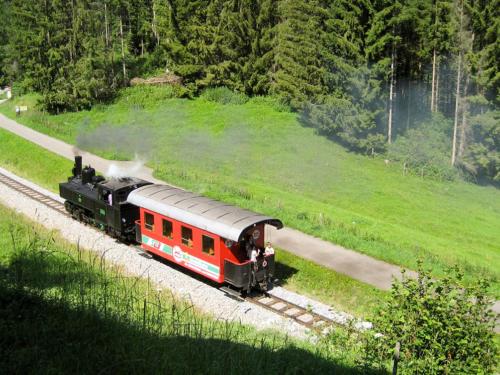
xmin=202 ymin=235 xmax=215 ymax=256
xmin=181 ymin=226 xmax=193 ymax=247
xmin=162 ymin=219 xmax=173 ymax=239
xmin=144 ymin=212 xmax=155 ymax=231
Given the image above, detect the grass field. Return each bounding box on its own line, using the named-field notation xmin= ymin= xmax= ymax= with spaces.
xmin=0 ymin=203 xmax=382 ymax=374
xmin=0 ymin=126 xmax=383 ymax=317
xmin=1 ymin=88 xmax=499 ymax=296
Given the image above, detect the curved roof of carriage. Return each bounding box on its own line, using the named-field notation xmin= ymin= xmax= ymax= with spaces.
xmin=127 ymin=184 xmax=283 ymax=242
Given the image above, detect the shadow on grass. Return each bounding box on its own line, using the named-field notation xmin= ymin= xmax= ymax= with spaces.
xmin=275 ymin=261 xmax=299 ymax=284
xmin=0 ymin=246 xmax=385 ymax=375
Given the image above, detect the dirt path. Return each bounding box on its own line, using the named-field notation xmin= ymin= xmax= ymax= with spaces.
xmin=1 ymin=112 xmax=498 ymax=320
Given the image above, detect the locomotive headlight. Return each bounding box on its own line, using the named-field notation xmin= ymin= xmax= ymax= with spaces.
xmin=122 ymin=218 xmax=126 ymax=223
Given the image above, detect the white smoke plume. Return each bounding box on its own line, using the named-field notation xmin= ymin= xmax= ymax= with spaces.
xmin=104 ymin=155 xmax=147 ymax=179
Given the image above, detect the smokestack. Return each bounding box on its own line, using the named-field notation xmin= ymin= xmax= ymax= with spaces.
xmin=73 ymin=156 xmax=82 ymax=177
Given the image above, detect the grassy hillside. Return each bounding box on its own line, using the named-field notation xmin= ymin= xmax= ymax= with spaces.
xmin=1 ymin=87 xmax=499 ymax=295
xmin=0 ymin=203 xmax=378 ymax=374
xmin=0 ymin=126 xmax=383 ymax=316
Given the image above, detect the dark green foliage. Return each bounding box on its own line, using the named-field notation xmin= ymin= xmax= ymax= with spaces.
xmin=270 ymin=0 xmax=327 ymax=109
xmin=0 ymin=0 xmax=498 ymax=181
xmin=301 ymin=97 xmax=385 ymax=153
xmin=461 ymin=110 xmax=500 ymax=181
xmin=364 ymin=263 xmax=498 ymax=374
xmin=0 ymin=1 xmax=10 ymax=87
xmin=388 ymin=114 xmax=459 ymax=180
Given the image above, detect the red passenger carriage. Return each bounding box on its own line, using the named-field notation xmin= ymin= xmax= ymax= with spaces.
xmin=127 ymin=184 xmax=283 ymax=292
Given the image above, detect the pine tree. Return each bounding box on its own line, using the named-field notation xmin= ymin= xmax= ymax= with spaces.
xmin=246 ymin=0 xmax=278 ymax=95
xmin=271 ymin=0 xmax=326 ymax=108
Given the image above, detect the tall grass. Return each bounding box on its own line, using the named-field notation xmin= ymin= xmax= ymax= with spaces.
xmin=200 ymin=87 xmax=249 ymax=105
xmin=0 ymin=206 xmax=378 ymax=374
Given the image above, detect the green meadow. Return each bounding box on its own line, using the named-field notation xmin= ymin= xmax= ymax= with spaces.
xmin=1 ymin=87 xmax=499 ymax=296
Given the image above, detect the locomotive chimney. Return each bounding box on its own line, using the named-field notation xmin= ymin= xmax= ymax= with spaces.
xmin=73 ymin=156 xmax=82 ymax=177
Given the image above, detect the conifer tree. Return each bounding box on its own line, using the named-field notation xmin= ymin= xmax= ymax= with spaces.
xmin=271 ymin=0 xmax=326 ymax=108
xmin=249 ymin=0 xmax=278 ymax=95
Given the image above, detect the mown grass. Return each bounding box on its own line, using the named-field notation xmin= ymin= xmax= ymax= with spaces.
xmin=0 ymin=203 xmax=383 ymax=374
xmin=0 ymin=127 xmax=73 ymax=191
xmin=1 ymin=88 xmax=499 ymax=297
xmin=0 ymin=127 xmax=382 ymax=317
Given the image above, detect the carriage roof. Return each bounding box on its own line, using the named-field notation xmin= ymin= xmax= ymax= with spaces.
xmin=127 ymin=184 xmax=283 ymax=242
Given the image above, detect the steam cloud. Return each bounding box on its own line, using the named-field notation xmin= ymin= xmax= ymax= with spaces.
xmin=76 ymin=123 xmax=155 ymax=160
xmin=104 ymin=157 xmax=147 ymax=179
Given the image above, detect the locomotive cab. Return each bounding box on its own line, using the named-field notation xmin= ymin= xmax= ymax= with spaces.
xmin=93 ymin=179 xmax=152 ymax=240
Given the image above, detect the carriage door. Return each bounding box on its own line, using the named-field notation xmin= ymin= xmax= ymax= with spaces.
xmin=103 ymin=189 xmax=118 ymax=229
xmin=95 ymin=187 xmax=115 ymax=230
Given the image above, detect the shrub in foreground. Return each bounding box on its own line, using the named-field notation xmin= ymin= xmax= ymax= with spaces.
xmin=363 ymin=263 xmax=498 ymax=373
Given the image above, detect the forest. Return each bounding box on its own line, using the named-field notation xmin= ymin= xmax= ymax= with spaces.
xmin=0 ymin=0 xmax=498 ymax=181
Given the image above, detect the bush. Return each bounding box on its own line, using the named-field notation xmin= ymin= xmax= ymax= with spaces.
xmin=200 ymin=87 xmax=249 ymax=105
xmin=300 ymin=97 xmax=385 ymax=154
xmin=461 ymin=110 xmax=500 ymax=181
xmin=116 ymin=85 xmax=179 ymax=108
xmin=388 ymin=115 xmax=459 ymax=181
xmin=247 ymin=95 xmax=292 ymax=112
xmin=363 ymin=263 xmax=498 ymax=374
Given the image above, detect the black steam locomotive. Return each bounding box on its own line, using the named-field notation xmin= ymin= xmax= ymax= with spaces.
xmin=59 ymin=156 xmax=151 ymax=242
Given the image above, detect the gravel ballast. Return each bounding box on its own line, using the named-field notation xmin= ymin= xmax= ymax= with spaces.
xmin=0 ymin=166 xmax=371 ymax=338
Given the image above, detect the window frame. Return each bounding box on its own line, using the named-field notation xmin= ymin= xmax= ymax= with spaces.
xmin=181 ymin=225 xmax=193 ymax=248
xmin=144 ymin=212 xmax=155 ymax=231
xmin=162 ymin=219 xmax=173 ymax=239
xmin=202 ymin=235 xmax=215 ymax=256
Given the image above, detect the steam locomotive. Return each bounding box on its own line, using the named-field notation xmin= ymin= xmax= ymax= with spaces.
xmin=60 ymin=156 xmax=283 ymax=293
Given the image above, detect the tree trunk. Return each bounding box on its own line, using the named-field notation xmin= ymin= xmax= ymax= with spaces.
xmin=120 ymin=17 xmax=127 ymax=80
xmin=435 ymin=58 xmax=440 ymax=112
xmin=451 ymin=52 xmax=462 ymax=166
xmin=152 ymin=1 xmax=159 ymax=46
xmin=451 ymin=0 xmax=464 ymax=166
xmin=406 ymin=79 xmax=411 ymax=130
xmin=104 ymin=3 xmax=109 ymax=48
xmin=430 ymin=0 xmax=438 ymax=112
xmin=431 ymin=48 xmax=437 ymax=112
xmin=458 ymin=33 xmax=473 ymax=159
xmin=458 ymin=75 xmax=469 ymax=159
xmin=388 ymin=44 xmax=395 ymax=144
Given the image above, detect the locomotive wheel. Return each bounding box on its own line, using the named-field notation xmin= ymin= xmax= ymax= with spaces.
xmin=64 ymin=201 xmax=74 ymax=214
xmin=72 ymin=208 xmax=83 ymax=221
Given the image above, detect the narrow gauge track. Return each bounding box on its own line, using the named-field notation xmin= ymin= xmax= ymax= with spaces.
xmin=0 ymin=171 xmax=68 ymax=216
xmin=0 ymin=170 xmax=334 ymax=331
xmin=247 ymin=293 xmax=330 ymax=330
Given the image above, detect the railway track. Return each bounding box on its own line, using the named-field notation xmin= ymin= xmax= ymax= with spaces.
xmin=0 ymin=171 xmax=68 ymax=216
xmin=0 ymin=169 xmax=336 ymax=332
xmin=247 ymin=292 xmax=331 ymax=330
